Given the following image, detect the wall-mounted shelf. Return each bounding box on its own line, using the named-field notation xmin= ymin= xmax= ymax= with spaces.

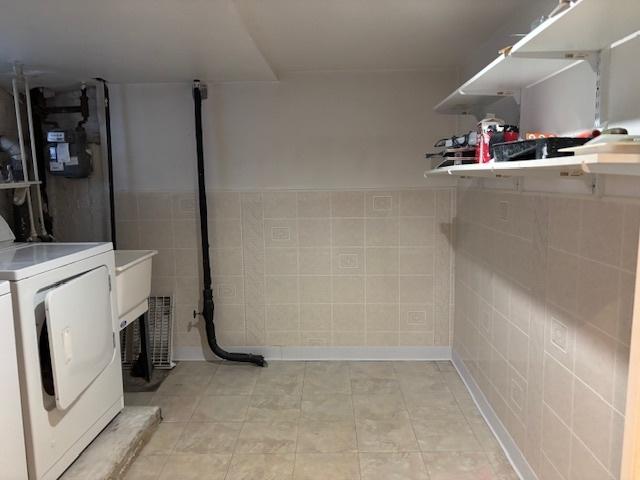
xmin=435 ymin=0 xmax=640 ymax=116
xmin=424 ymin=153 xmax=640 ymax=179
xmin=514 ymin=0 xmax=640 ymax=55
xmin=434 ymin=55 xmax=579 ymax=115
xmin=0 ymin=181 xmax=41 ymax=191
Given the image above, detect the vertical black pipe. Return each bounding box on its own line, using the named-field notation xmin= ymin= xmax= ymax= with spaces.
xmin=96 ymin=78 xmax=117 ymax=249
xmin=29 ymin=88 xmax=53 ymax=238
xmin=192 ymin=80 xmax=265 ymax=367
xmin=193 ymin=82 xmax=212 ymax=290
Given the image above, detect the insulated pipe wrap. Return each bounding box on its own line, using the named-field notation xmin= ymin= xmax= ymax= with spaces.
xmin=0 ymin=135 xmax=24 ymax=164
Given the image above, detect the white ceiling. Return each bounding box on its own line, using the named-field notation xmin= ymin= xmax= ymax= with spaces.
xmin=0 ymin=0 xmax=531 ymax=86
xmin=235 ymin=0 xmax=530 ymax=73
xmin=0 ymin=0 xmax=276 ymax=86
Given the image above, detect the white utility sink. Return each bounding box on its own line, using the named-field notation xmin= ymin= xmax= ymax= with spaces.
xmin=114 ymin=250 xmax=157 ymax=330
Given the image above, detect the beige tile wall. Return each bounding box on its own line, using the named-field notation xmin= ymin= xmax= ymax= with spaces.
xmin=116 ymin=188 xmax=454 ymax=350
xmin=453 ymin=188 xmax=639 ymax=480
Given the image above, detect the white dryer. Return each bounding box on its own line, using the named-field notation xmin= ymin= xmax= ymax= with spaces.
xmin=0 ymin=216 xmax=123 ymax=480
xmin=0 ymin=280 xmax=28 ymax=479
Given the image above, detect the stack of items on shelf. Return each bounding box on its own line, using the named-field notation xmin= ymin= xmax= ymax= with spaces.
xmin=493 ymin=134 xmax=590 ymax=162
xmin=475 ymin=114 xmax=519 ymax=163
xmin=425 ymin=131 xmax=478 ymax=169
xmin=492 ymin=127 xmax=640 ymax=162
xmin=430 ymin=112 xmax=640 ymax=171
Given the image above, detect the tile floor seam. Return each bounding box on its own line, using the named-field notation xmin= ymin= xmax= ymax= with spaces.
xmin=395 ymin=367 xmax=422 ymax=455
xmin=152 ymin=454 xmax=170 ymax=480
xmin=153 ymin=419 xmax=181 ymax=480
xmin=290 ymin=362 xmax=308 ymax=478
xmin=437 ymin=364 xmax=499 ymax=475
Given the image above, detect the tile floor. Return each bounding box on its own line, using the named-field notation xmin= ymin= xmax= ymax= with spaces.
xmin=123 ymin=360 xmax=518 ymax=480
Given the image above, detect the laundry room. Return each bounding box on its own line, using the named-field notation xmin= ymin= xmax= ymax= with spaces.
xmin=0 ymin=1 xmax=640 ymax=479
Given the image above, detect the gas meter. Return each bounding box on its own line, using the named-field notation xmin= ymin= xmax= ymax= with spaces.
xmin=46 ymin=127 xmax=92 ymax=178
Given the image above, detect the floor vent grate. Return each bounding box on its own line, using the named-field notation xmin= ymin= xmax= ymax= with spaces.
xmin=120 ymin=296 xmax=175 ymax=370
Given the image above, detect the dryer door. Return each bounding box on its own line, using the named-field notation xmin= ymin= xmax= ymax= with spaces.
xmin=44 ymin=266 xmax=115 ymax=410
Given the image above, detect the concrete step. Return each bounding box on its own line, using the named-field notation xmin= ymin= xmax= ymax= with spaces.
xmin=60 ymin=406 xmax=161 ymax=480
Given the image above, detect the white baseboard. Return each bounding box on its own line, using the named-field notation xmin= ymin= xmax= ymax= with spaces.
xmin=173 ymin=345 xmax=452 ymax=361
xmin=451 ymin=350 xmax=537 ymax=480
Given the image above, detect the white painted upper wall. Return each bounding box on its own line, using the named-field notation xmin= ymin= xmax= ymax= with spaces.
xmin=111 ymin=71 xmax=458 ymax=191
xmin=521 ymin=35 xmax=640 ymax=136
xmin=110 ymin=83 xmax=197 ymax=192
xmin=108 ymin=1 xmax=640 ymax=196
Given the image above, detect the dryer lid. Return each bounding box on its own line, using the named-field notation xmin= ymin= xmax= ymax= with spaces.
xmin=45 ymin=266 xmax=115 ymax=410
xmin=0 ymin=242 xmax=113 ymax=280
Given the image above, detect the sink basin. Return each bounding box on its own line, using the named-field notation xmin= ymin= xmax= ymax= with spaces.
xmin=114 ymin=250 xmax=157 ymax=330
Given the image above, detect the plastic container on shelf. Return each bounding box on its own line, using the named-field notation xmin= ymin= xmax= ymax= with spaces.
xmin=475 ymin=113 xmax=504 ymax=163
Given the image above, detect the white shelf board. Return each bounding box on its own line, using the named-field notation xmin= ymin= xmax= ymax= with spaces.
xmin=425 ymin=153 xmax=640 ymax=179
xmin=435 ymin=55 xmax=580 ymax=115
xmin=434 ymin=0 xmax=640 ymax=115
xmin=0 ymin=181 xmax=41 ymax=191
xmin=434 ymin=91 xmax=507 ymax=116
xmin=464 ymin=55 xmax=579 ymax=95
xmin=513 ymin=0 xmax=640 ymax=55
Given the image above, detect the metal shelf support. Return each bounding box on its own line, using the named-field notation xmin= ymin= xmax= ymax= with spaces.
xmin=5 ymin=64 xmax=48 ymax=241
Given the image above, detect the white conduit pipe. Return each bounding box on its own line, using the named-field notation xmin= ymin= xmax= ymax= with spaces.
xmin=23 ymin=75 xmax=47 ymax=237
xmin=11 ymin=73 xmax=37 ymax=240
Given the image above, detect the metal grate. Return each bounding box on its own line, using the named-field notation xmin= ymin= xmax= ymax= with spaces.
xmin=120 ymin=296 xmax=175 ymax=369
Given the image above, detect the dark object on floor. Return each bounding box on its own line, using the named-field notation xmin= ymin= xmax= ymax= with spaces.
xmin=123 ymin=368 xmax=170 ymax=393
xmin=130 ymin=314 xmax=153 ymax=382
xmin=493 ymin=137 xmax=590 ymax=162
xmin=191 ymin=80 xmax=266 ymax=368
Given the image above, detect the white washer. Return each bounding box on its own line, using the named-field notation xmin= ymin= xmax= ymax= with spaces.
xmin=0 ymin=280 xmax=29 ymax=479
xmin=0 ymin=216 xmax=123 ymax=480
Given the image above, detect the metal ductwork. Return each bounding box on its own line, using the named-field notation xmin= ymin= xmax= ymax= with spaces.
xmin=0 ymin=135 xmax=25 ymax=178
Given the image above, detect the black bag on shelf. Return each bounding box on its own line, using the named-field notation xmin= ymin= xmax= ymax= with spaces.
xmin=493 ymin=137 xmax=589 ymax=162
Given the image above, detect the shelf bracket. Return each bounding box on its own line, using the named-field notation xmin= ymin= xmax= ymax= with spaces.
xmin=586 ymin=51 xmax=602 ymax=74
xmin=513 ymin=177 xmax=524 ymax=193
xmin=594 ymin=49 xmax=611 ymax=129
xmin=510 ymin=50 xmax=599 ymax=70
xmin=585 ymin=173 xmax=604 ymax=197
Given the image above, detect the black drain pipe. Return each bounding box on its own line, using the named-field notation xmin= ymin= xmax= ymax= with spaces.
xmin=192 ymin=80 xmax=265 ymax=367
xmin=96 ymin=78 xmax=117 ymax=248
